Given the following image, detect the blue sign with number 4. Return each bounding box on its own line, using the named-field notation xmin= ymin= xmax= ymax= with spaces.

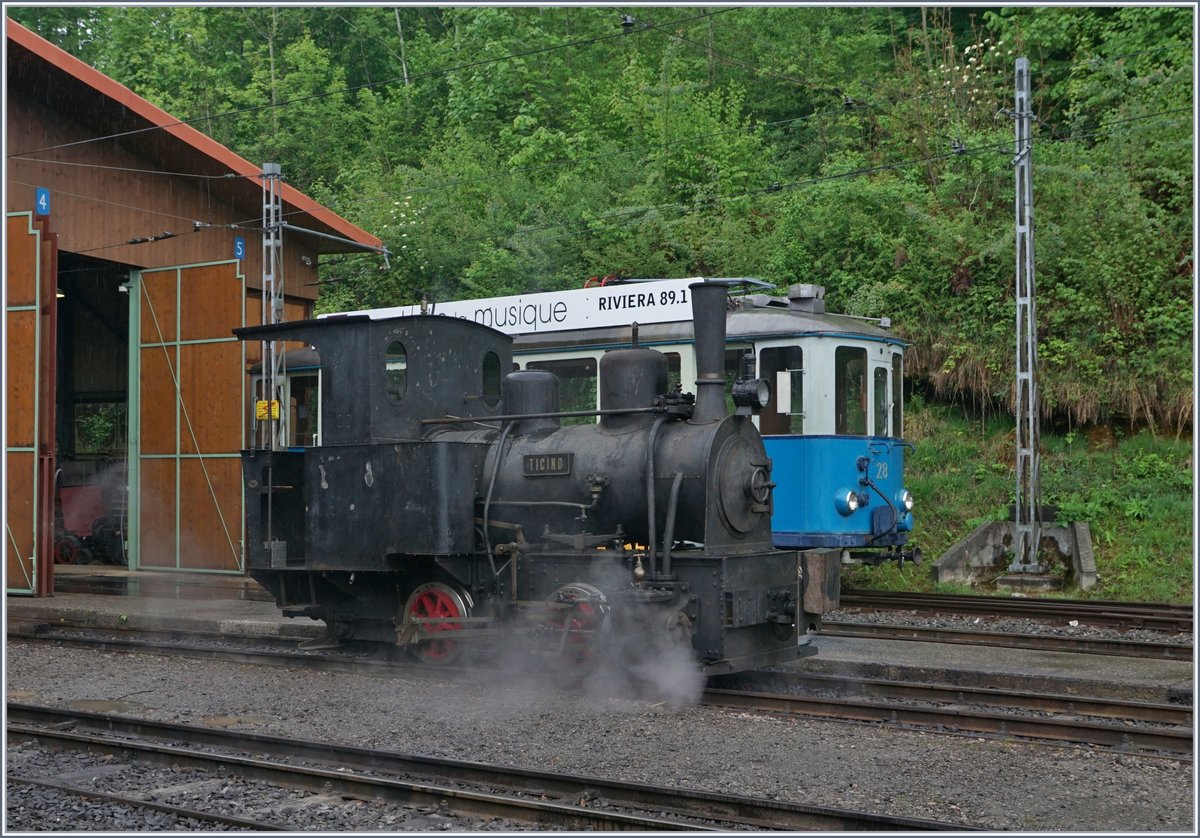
xmin=35 ymin=188 xmax=50 ymax=215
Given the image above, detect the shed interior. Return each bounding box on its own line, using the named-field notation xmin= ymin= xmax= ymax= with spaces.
xmin=54 ymin=252 xmax=132 ymax=565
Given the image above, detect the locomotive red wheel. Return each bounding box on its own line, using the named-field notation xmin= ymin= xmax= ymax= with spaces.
xmin=546 ymin=583 xmax=610 ymax=663
xmin=402 ymin=582 xmax=471 ymax=665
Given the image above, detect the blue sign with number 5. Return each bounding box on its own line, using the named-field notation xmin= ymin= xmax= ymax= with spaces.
xmin=234 ymin=236 xmax=246 ymax=260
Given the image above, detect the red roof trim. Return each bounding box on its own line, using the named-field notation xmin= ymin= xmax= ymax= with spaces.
xmin=6 ymin=18 xmax=382 ymax=249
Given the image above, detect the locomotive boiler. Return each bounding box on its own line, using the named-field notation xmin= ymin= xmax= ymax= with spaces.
xmin=236 ymin=282 xmax=840 ymax=675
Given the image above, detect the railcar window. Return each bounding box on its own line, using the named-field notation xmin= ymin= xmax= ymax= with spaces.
xmin=873 ymin=366 xmax=889 ymax=437
xmin=482 ymin=351 xmax=502 ymax=407
xmin=835 ymin=346 xmax=867 ymax=435
xmin=384 ymin=341 xmax=407 ymax=401
xmin=892 ymin=352 xmax=903 ymax=437
xmin=759 ymin=346 xmax=803 ymax=435
xmin=665 ymin=352 xmax=682 ymax=393
xmin=527 ymin=357 xmax=597 ymax=426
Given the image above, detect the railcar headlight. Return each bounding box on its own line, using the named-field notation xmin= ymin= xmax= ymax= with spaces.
xmin=900 ymin=489 xmax=914 ymax=512
xmin=835 ymin=489 xmax=859 ymax=516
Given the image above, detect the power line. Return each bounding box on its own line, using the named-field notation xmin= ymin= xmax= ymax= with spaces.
xmin=69 ymin=110 xmax=1192 ymax=264
xmin=391 ymin=102 xmax=887 ymax=199
xmin=424 ymin=110 xmax=1189 ymax=252
xmin=7 ymin=8 xmax=737 ymax=161
xmin=1072 ymin=42 xmax=1193 ymax=68
xmin=19 ymin=100 xmax=861 ymax=198
xmin=22 ymin=104 xmax=1181 ymax=260
xmin=6 ymin=157 xmax=245 ymax=180
xmin=391 ymin=31 xmax=1188 ymax=199
xmin=27 ymin=54 xmax=1167 ymax=195
xmin=1041 ymin=104 xmax=1192 ymax=142
xmin=1042 ymin=109 xmax=1192 ymax=146
xmin=6 ymin=178 xmax=216 ymax=225
xmin=71 ymin=226 xmax=207 ymax=257
xmin=3 ymin=89 xmax=944 ymax=218
xmin=314 ymin=113 xmax=1188 ymax=278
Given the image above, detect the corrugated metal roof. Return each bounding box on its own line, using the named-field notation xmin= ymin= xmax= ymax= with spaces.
xmin=5 ymin=18 xmax=382 ymax=252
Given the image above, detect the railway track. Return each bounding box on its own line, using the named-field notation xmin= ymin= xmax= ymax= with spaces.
xmin=705 ymin=675 xmax=1192 ymax=757
xmin=9 ymin=623 xmax=1192 ymax=758
xmin=839 ymin=591 xmax=1194 ymax=634
xmin=822 ymin=621 xmax=1192 ymax=660
xmin=7 ymin=703 xmax=971 ymax=831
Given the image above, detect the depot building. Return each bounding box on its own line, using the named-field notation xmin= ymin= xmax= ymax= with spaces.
xmin=5 ymin=20 xmax=382 ymax=594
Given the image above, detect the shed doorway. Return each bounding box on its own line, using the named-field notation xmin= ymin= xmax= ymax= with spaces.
xmin=53 ymin=253 xmax=132 ymax=569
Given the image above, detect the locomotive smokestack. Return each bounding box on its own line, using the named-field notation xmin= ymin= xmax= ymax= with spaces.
xmin=690 ymin=281 xmax=729 ymax=423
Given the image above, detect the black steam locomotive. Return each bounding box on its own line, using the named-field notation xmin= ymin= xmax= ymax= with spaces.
xmin=235 ymin=282 xmax=839 ymax=675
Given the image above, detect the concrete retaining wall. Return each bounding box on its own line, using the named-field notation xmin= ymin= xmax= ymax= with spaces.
xmin=932 ymin=520 xmax=1097 ymax=590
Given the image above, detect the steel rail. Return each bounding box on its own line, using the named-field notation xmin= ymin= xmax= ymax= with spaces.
xmin=839 ymin=591 xmax=1194 ymax=633
xmin=7 ymin=704 xmax=973 ymax=832
xmin=702 ymin=688 xmax=1193 ymax=757
xmin=6 ymin=627 xmax=426 ymax=676
xmin=7 ymin=617 xmax=312 ymax=650
xmin=823 ymin=621 xmax=1193 ymax=660
xmin=7 ymin=722 xmax=698 ymax=831
xmin=5 ymin=775 xmax=286 ymax=831
xmin=714 ymin=671 xmax=1193 ymax=726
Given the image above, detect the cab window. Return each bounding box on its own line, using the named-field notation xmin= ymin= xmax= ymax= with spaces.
xmin=289 ymin=373 xmax=319 ymax=447
xmin=482 ymin=351 xmax=501 ymax=407
xmin=384 ymin=341 xmax=407 ymax=401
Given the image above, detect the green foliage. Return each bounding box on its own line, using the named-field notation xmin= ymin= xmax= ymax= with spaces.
xmin=860 ymin=401 xmax=1193 ymax=602
xmin=15 ymin=6 xmax=1192 ymax=433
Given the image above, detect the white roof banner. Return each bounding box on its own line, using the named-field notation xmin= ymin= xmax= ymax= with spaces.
xmin=324 ymin=277 xmax=707 ymax=336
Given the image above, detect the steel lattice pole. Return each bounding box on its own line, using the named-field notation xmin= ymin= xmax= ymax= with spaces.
xmin=1010 ymin=58 xmax=1044 ymax=573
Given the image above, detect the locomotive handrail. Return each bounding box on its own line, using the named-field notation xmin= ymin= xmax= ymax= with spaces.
xmin=420 ymin=405 xmax=665 ymax=424
xmin=487 ymin=499 xmax=594 ymax=511
xmin=645 ymin=415 xmax=670 ymax=577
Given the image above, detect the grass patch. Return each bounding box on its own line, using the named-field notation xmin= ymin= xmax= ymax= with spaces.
xmin=845 ymin=402 xmax=1194 ymax=603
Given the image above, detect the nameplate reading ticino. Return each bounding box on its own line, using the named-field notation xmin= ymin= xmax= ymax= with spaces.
xmin=523 ymin=453 xmax=573 ymax=477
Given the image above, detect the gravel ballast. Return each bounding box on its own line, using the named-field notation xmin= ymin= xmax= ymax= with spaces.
xmin=5 ymin=641 xmax=1194 ymax=832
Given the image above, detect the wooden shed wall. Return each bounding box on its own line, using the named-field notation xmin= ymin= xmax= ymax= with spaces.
xmin=6 ymin=93 xmax=320 ymax=303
